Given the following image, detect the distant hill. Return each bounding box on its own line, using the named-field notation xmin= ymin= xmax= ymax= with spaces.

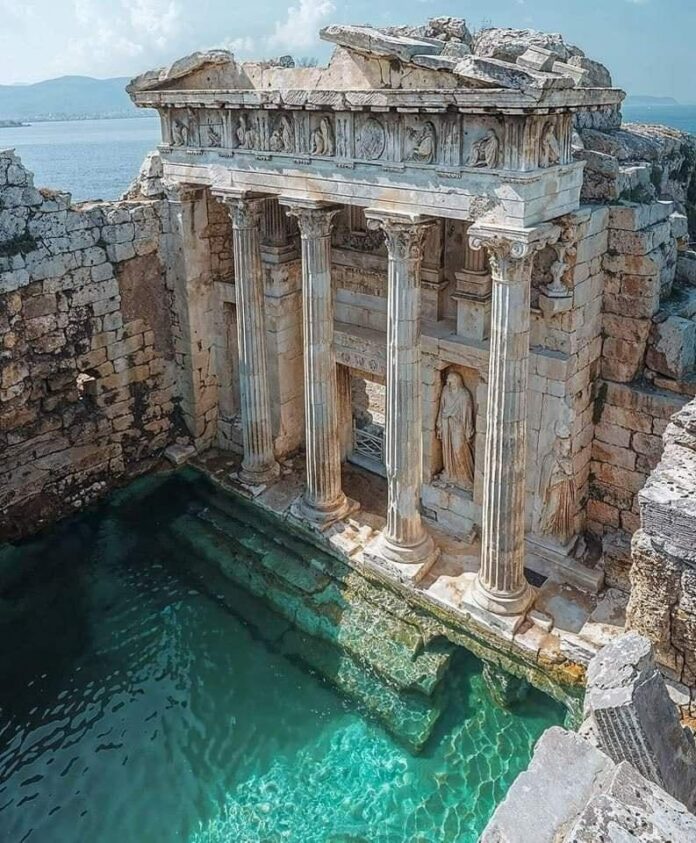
xmin=0 ymin=76 xmax=140 ymax=122
xmin=625 ymin=95 xmax=680 ymax=106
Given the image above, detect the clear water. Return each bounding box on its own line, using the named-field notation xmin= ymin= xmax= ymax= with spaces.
xmin=622 ymin=104 xmax=696 ymax=135
xmin=0 ymin=115 xmax=160 ymax=202
xmin=1 ymin=106 xmax=695 ymax=205
xmin=0 ymin=472 xmax=564 ymax=843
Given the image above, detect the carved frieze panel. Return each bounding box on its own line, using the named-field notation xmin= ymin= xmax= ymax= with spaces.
xmin=356 ymin=115 xmax=387 ymax=161
xmin=309 ymin=114 xmax=335 ymax=157
xmin=162 ymin=106 xmax=575 ymax=175
xmin=403 ymin=116 xmax=437 ymax=165
xmin=199 ymin=109 xmax=224 ymax=148
xmin=463 ymin=119 xmax=503 ymax=170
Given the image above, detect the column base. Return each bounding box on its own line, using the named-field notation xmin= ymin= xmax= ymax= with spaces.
xmin=363 ymin=530 xmax=440 ymax=585
xmin=239 ymin=459 xmax=281 ymax=489
xmin=471 ymin=574 xmax=534 ymax=617
xmin=290 ymin=493 xmax=360 ymax=532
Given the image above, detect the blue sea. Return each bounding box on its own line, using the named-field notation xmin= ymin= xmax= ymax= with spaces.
xmin=0 ymin=106 xmax=694 ymax=204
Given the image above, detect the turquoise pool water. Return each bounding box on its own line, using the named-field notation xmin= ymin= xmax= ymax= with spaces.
xmin=0 ymin=472 xmax=564 ymax=842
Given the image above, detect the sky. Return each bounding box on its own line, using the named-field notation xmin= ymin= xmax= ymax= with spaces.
xmin=0 ymin=0 xmax=694 ymax=102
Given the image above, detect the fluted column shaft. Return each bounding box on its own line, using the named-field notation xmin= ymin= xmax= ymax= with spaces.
xmin=468 ymin=224 xmax=557 ymax=615
xmin=222 ymin=195 xmax=280 ymax=485
xmin=284 ymin=203 xmax=351 ymax=525
xmin=369 ymin=215 xmax=436 ymax=565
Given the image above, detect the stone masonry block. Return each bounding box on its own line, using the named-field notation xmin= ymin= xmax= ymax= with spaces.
xmin=646 ymin=315 xmax=696 ymax=381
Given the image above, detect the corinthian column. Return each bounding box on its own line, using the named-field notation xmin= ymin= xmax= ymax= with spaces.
xmin=281 ymin=199 xmax=355 ymax=527
xmin=364 ymin=212 xmax=438 ymax=580
xmin=217 ymin=190 xmax=280 ymax=486
xmin=468 ymin=221 xmax=559 ymax=616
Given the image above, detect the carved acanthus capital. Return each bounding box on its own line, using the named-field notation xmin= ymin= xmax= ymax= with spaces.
xmin=468 ymin=221 xmax=561 ymax=283
xmin=213 ymin=191 xmax=267 ymax=230
xmin=365 ymin=214 xmax=435 ymax=262
xmin=282 ymin=202 xmax=340 ymax=239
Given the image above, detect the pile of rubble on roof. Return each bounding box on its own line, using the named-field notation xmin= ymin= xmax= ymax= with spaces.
xmin=320 ymin=17 xmax=613 ymax=91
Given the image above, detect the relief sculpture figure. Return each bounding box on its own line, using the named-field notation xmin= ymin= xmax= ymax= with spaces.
xmin=538 ymin=424 xmax=576 ymax=545
xmin=540 ymin=121 xmax=561 ymax=167
xmin=236 ymin=114 xmax=257 ymax=149
xmin=467 ymin=130 xmax=500 ymax=169
xmin=172 ymin=117 xmax=188 ymax=147
xmin=437 ymin=371 xmax=475 ymax=491
xmin=311 ymin=116 xmax=335 ymax=156
xmin=207 ymin=124 xmax=222 ymax=147
xmin=409 ymin=122 xmax=436 ymax=164
xmin=270 ymin=116 xmax=294 ymax=153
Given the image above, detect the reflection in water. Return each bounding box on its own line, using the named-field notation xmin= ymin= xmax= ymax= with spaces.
xmin=0 ymin=472 xmax=564 ymax=842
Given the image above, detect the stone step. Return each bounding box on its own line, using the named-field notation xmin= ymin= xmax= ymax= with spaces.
xmin=169 ymin=510 xmax=453 ymax=697
xmin=158 ymin=526 xmax=443 ymax=751
xmin=198 ymin=500 xmax=455 ymax=676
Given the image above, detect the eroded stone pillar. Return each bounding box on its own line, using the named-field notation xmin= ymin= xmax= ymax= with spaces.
xmin=364 ymin=213 xmax=437 ymax=579
xmin=282 ymin=200 xmax=354 ymax=527
xmin=218 ymin=191 xmax=279 ymax=485
xmin=164 ymin=181 xmax=218 ymax=448
xmin=468 ymin=222 xmax=558 ymax=615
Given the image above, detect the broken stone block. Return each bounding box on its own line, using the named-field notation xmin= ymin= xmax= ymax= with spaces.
xmin=454 ymin=55 xmax=570 ymax=90
xmin=568 ymin=55 xmax=612 ymax=87
xmin=552 ymin=59 xmax=589 ymax=86
xmin=516 ymin=45 xmax=556 ymax=73
xmin=584 ymin=631 xmax=696 ymax=813
xmin=646 ymin=314 xmax=696 ymax=380
xmin=320 ymin=24 xmax=441 ymax=63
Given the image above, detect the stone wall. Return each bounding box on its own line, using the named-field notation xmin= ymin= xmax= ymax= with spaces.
xmin=580 ymin=165 xmax=694 ymax=588
xmin=626 ymin=399 xmax=696 ymax=689
xmin=0 ymin=151 xmax=180 ymax=539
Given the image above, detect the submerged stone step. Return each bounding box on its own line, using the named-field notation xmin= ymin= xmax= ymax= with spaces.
xmin=169 ymin=510 xmax=454 ymax=697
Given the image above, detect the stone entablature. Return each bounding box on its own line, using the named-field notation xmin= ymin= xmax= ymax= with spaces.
xmin=129 ymin=33 xmax=621 ymax=228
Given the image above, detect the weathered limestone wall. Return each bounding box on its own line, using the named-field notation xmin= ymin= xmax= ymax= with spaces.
xmin=0 ymin=151 xmax=179 ymax=539
xmin=586 ymin=201 xmax=693 ymax=588
xmin=626 ymin=399 xmax=696 ymax=690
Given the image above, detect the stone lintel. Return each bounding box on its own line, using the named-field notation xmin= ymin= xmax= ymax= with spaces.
xmin=211 ymin=187 xmax=269 ymax=203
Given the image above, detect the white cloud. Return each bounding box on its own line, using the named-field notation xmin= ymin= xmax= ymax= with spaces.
xmin=267 ymin=0 xmax=335 ymax=51
xmin=61 ymin=0 xmax=183 ymax=76
xmin=217 ymin=36 xmax=256 ymax=55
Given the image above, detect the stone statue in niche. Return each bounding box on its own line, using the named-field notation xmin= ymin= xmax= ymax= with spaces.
xmin=311 ymin=116 xmax=335 ymax=156
xmin=540 ymin=121 xmax=561 ymax=167
xmin=357 ymin=117 xmax=386 ymax=160
xmin=467 ymin=130 xmax=500 ymax=169
xmin=236 ymin=114 xmax=258 ymax=149
xmin=408 ymin=122 xmax=436 ymax=164
xmin=270 ymin=115 xmax=294 ymax=153
xmin=538 ymin=423 xmax=576 ymax=546
xmin=436 ymin=370 xmax=475 ymax=491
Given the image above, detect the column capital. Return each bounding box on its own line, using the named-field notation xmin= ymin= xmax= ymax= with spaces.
xmin=364 ymin=211 xmax=436 ymax=262
xmin=162 ymin=179 xmax=207 ymax=204
xmin=212 ymin=189 xmax=268 ymax=230
xmin=468 ymin=220 xmax=561 ymax=281
xmin=279 ymin=199 xmax=340 ymax=239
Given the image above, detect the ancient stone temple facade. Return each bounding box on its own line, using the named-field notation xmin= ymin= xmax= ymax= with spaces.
xmin=124 ymin=23 xmax=629 ymax=625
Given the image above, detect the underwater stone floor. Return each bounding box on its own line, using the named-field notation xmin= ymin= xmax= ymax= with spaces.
xmin=0 ymin=471 xmax=564 ymax=842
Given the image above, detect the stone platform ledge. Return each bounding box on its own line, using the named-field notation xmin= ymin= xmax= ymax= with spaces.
xmin=188 ymin=449 xmax=625 ymax=715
